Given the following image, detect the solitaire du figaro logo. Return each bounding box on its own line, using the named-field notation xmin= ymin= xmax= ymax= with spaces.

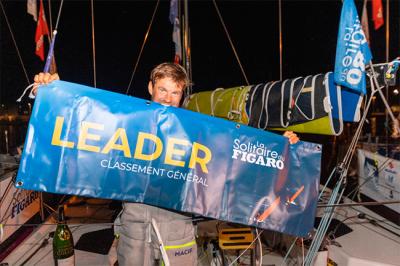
xmin=231 ymin=139 xmax=285 ymax=169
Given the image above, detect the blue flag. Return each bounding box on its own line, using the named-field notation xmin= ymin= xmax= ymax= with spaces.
xmin=169 ymin=0 xmax=178 ymax=24
xmin=334 ymin=0 xmax=372 ymax=95
xmin=169 ymin=0 xmax=181 ymax=63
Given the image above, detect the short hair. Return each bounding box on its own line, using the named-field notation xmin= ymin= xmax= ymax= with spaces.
xmin=150 ymin=62 xmax=190 ymax=89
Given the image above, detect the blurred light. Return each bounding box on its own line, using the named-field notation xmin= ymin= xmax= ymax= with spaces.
xmin=393 ymin=88 xmax=399 ymax=95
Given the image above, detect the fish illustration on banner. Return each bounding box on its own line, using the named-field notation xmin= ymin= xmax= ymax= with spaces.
xmin=334 ymin=0 xmax=372 ymax=95
xmin=16 ymin=81 xmax=321 ymax=237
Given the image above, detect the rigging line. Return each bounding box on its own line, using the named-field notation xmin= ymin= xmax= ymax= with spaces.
xmin=369 ymin=61 xmax=400 ymax=133
xmin=125 ymin=0 xmax=160 ymax=95
xmin=340 ymin=88 xmax=375 ymax=172
xmin=350 ymin=210 xmax=400 ymax=232
xmin=212 ymin=0 xmax=249 ymax=86
xmin=385 ymin=0 xmax=390 ymax=140
xmin=0 ymin=0 xmax=30 ymax=85
xmin=47 ymin=0 xmax=53 ymax=35
xmin=341 ymin=83 xmax=375 ymax=164
xmin=280 ymin=236 xmax=298 ymax=266
xmin=318 ymin=200 xmax=400 ymax=208
xmin=53 ymin=0 xmax=64 ymax=31
xmin=306 ymin=177 xmax=346 ymax=264
xmin=346 ymin=157 xmax=392 ymax=201
xmin=228 ymin=229 xmax=264 ymax=266
xmin=304 ymin=197 xmax=344 ymax=266
xmin=0 ymin=186 xmax=32 ymax=224
xmin=43 ymin=0 xmax=64 ymax=73
xmin=356 ymin=217 xmax=400 ymax=244
xmin=19 ymin=236 xmax=50 ymax=266
xmin=0 ymin=178 xmax=14 ymax=209
xmin=90 ymin=0 xmax=96 ymax=88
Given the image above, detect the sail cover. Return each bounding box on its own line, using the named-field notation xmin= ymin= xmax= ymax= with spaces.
xmin=185 ymin=72 xmax=363 ymax=135
xmin=16 ymin=81 xmax=321 ymax=236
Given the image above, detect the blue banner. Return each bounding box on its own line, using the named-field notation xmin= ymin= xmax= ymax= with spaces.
xmin=334 ymin=0 xmax=372 ymax=95
xmin=16 ymin=81 xmax=322 ymax=236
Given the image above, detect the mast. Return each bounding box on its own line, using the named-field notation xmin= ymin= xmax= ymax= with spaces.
xmin=182 ymin=0 xmax=192 ymax=94
xmin=90 ymin=0 xmax=96 ymax=88
xmin=278 ymin=0 xmax=282 ymax=81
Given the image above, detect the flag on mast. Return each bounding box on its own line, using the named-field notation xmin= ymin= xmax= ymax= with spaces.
xmin=361 ymin=0 xmax=370 ymax=45
xmin=334 ymin=0 xmax=372 ymax=95
xmin=27 ymin=0 xmax=37 ymax=21
xmin=35 ymin=0 xmax=49 ymax=61
xmin=169 ymin=0 xmax=182 ymax=64
xmin=372 ymin=0 xmax=384 ymax=30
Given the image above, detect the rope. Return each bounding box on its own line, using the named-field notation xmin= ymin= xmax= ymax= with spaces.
xmin=346 ymin=157 xmax=392 ymax=201
xmin=300 ymin=78 xmax=378 ymax=264
xmin=283 ymin=65 xmax=392 ymax=265
xmin=280 ymin=236 xmax=298 ymax=266
xmin=43 ymin=0 xmax=65 ymax=73
xmin=258 ymin=229 xmax=263 ymax=266
xmin=210 ymin=88 xmax=225 ymax=116
xmin=0 ymin=0 xmax=30 ymax=85
xmin=47 ymin=0 xmax=53 ymax=34
xmin=125 ymin=0 xmax=160 ymax=95
xmin=0 ymin=176 xmax=14 ymax=209
xmin=212 ymin=0 xmax=249 ymax=86
xmin=16 ymin=84 xmax=35 ymax=102
xmin=228 ymin=229 xmax=264 ymax=266
xmin=91 ymin=0 xmax=97 ymax=88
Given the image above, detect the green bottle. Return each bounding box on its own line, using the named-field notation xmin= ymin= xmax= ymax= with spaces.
xmin=53 ymin=205 xmax=75 ymax=265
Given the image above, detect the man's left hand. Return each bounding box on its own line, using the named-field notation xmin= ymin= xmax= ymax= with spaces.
xmin=283 ymin=131 xmax=299 ymax=144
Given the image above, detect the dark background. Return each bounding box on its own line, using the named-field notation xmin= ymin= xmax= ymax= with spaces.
xmin=1 ymin=0 xmax=399 ymax=105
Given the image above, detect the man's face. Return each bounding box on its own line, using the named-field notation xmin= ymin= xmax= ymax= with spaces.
xmin=148 ymin=77 xmax=184 ymax=107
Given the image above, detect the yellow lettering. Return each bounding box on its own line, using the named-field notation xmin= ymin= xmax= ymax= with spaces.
xmin=51 ymin=116 xmax=74 ymax=148
xmin=77 ymin=121 xmax=103 ymax=152
xmin=101 ymin=128 xmax=131 ymax=157
xmin=134 ymin=132 xmax=162 ymax=161
xmin=165 ymin=138 xmax=189 ymax=167
xmin=189 ymin=142 xmax=212 ymax=173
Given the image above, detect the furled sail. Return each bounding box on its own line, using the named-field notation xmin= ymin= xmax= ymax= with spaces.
xmin=184 ymin=72 xmax=366 ymax=136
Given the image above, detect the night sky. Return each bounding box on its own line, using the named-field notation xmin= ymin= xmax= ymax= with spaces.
xmin=1 ymin=0 xmax=399 ymax=106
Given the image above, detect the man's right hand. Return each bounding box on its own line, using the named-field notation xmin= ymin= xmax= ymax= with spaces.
xmin=33 ymin=72 xmax=60 ymax=95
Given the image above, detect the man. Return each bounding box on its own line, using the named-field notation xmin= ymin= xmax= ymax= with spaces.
xmin=33 ymin=62 xmax=299 ymax=265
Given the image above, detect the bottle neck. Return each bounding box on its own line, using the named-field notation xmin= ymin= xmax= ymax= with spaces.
xmin=58 ymin=206 xmax=66 ymax=224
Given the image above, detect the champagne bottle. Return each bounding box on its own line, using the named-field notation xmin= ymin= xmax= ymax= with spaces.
xmin=53 ymin=205 xmax=75 ymax=265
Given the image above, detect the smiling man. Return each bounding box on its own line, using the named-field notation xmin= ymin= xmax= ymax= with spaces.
xmin=32 ymin=62 xmax=299 ymax=265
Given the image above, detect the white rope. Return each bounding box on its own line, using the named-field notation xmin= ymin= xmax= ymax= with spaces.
xmin=212 ymin=0 xmax=249 ymax=85
xmin=210 ymin=88 xmax=224 ymax=116
xmin=228 ymin=229 xmax=264 ymax=266
xmin=126 ymin=0 xmax=160 ymax=95
xmin=16 ymin=84 xmax=35 ymax=102
xmin=256 ymin=228 xmax=263 ymax=266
